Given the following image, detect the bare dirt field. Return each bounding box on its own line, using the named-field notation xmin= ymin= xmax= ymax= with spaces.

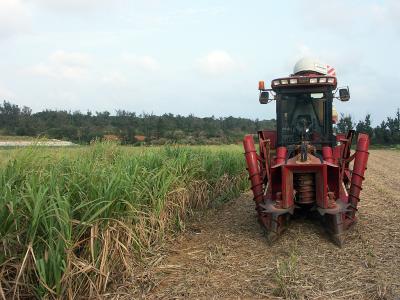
xmin=120 ymin=150 xmax=400 ymax=299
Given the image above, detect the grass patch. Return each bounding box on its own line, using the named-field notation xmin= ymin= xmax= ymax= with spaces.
xmin=0 ymin=143 xmax=247 ymax=298
xmin=273 ymin=249 xmax=301 ymax=299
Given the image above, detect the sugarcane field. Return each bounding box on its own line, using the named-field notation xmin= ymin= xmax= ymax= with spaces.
xmin=1 ymin=1 xmax=400 ymax=299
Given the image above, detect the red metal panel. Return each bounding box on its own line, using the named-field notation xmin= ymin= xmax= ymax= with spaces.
xmin=347 ymin=133 xmax=370 ymax=218
xmin=270 ymin=166 xmax=282 ymax=201
xmin=259 ymin=130 xmax=277 ymax=149
xmin=327 ymin=164 xmax=340 ymax=202
xmin=280 ymin=155 xmax=329 ymax=208
xmin=336 ymin=133 xmax=346 ymax=142
xmin=281 ymin=167 xmax=293 ymax=208
xmin=243 ymin=135 xmax=264 ymax=206
xmin=275 ymin=146 xmax=287 ymax=165
xmin=320 ymin=165 xmax=328 ymax=208
xmin=322 ymin=146 xmax=334 ymax=163
xmin=333 ymin=145 xmax=341 ymax=164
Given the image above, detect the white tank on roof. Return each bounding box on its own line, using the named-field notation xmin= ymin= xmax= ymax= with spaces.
xmin=293 ymin=57 xmax=327 ymax=75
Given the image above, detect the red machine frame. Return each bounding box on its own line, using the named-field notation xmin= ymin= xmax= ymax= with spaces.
xmin=243 ymin=129 xmax=369 ymax=246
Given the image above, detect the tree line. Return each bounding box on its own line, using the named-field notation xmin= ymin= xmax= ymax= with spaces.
xmin=0 ymin=101 xmax=275 ymax=144
xmin=337 ymin=109 xmax=400 ymax=145
xmin=0 ymin=101 xmax=398 ymax=145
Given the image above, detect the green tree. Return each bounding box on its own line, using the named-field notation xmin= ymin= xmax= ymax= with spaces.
xmin=356 ymin=114 xmax=373 ymax=137
xmin=336 ymin=113 xmax=354 ymax=133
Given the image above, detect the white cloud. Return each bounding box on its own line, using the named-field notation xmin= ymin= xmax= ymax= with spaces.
xmin=27 ymin=50 xmax=91 ymax=81
xmin=127 ymin=7 xmax=224 ymax=29
xmin=179 ymin=7 xmax=224 ymax=17
xmin=49 ymin=90 xmax=78 ymax=102
xmin=33 ymin=0 xmax=102 ymax=11
xmin=50 ymin=50 xmax=91 ymax=67
xmin=0 ymin=0 xmax=31 ymax=39
xmin=0 ymin=84 xmax=16 ymax=99
xmin=369 ymin=0 xmax=400 ymax=31
xmin=299 ymin=0 xmax=400 ymax=34
xmin=102 ymin=71 xmax=127 ymax=85
xmin=31 ymin=0 xmax=126 ymax=13
xmin=122 ymin=54 xmax=160 ymax=71
xmin=160 ymin=7 xmax=224 ymax=24
xmin=196 ymin=50 xmax=242 ymax=75
xmin=301 ymin=1 xmax=355 ymax=28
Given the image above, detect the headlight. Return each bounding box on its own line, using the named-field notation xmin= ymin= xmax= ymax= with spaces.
xmin=310 ymin=78 xmax=318 ymax=84
xmin=273 ymin=80 xmax=280 ymax=85
xmin=281 ymin=79 xmax=288 ymax=84
xmin=289 ymin=78 xmax=298 ymax=84
xmin=319 ymin=78 xmax=327 ymax=83
xmin=327 ymin=78 xmax=335 ymax=83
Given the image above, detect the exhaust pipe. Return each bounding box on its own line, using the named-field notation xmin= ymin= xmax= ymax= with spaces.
xmin=243 ymin=135 xmax=264 ymax=205
xmin=347 ymin=133 xmax=370 ymax=219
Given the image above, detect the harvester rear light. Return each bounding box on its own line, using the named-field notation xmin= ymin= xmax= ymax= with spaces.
xmin=289 ymin=78 xmax=298 ymax=84
xmin=281 ymin=79 xmax=288 ymax=84
xmin=319 ymin=77 xmax=327 ymax=83
xmin=310 ymin=78 xmax=318 ymax=84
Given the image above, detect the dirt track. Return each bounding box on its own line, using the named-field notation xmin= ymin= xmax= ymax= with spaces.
xmin=133 ymin=150 xmax=400 ymax=299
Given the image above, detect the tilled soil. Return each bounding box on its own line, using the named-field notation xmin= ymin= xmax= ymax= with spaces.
xmin=131 ymin=150 xmax=400 ymax=299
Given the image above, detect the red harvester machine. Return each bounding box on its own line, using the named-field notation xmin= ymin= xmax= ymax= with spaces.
xmin=243 ymin=58 xmax=369 ymax=246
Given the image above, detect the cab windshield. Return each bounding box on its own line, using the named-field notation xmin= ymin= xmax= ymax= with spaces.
xmin=277 ymin=92 xmax=328 ymax=145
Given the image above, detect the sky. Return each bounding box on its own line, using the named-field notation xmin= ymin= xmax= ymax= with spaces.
xmin=0 ymin=0 xmax=399 ymax=124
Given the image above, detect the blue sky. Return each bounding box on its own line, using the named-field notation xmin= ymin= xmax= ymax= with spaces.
xmin=0 ymin=0 xmax=399 ymax=124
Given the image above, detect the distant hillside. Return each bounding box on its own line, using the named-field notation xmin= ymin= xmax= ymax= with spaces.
xmin=0 ymin=101 xmax=275 ymax=145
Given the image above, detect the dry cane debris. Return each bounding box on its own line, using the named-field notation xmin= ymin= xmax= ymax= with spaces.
xmin=119 ymin=150 xmax=400 ymax=300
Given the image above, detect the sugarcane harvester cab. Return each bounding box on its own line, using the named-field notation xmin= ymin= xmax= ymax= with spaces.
xmin=243 ymin=58 xmax=370 ymax=246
